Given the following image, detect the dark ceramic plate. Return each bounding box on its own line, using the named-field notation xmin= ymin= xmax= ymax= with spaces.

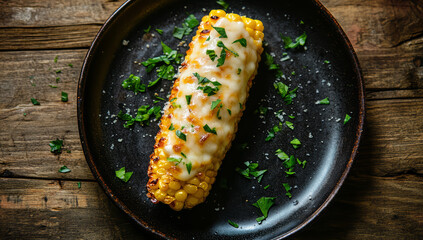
xmin=77 ymin=0 xmax=364 ymax=239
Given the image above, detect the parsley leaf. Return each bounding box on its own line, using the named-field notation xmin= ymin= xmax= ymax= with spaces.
xmin=252 ymin=197 xmax=277 ymax=222
xmin=115 ymin=167 xmax=133 ymax=182
xmin=206 ymin=49 xmax=217 ymax=61
xmin=212 ymin=26 xmax=228 ymax=38
xmin=236 ymin=161 xmax=267 ymax=183
xmin=156 ymin=29 xmax=163 ymax=34
xmin=216 ymin=0 xmax=229 ymax=10
xmin=31 ymin=98 xmax=40 ymax=105
xmin=275 ymin=149 xmax=289 ymax=161
xmin=316 ymin=97 xmax=330 ymax=105
xmin=324 ymin=60 xmax=330 ymax=64
xmin=58 ymin=166 xmax=71 ymax=173
xmin=122 ymin=74 xmax=146 ymax=94
xmin=228 ymin=220 xmax=239 ymax=228
xmin=117 ymin=105 xmax=161 ymax=128
xmin=216 ymin=48 xmax=226 ymax=67
xmin=282 ymin=183 xmax=292 ymax=198
xmin=264 ymin=185 xmax=270 ymax=190
xmin=181 ymin=152 xmax=187 ymax=158
xmin=173 ymin=14 xmax=199 ymax=39
xmin=290 ymin=138 xmax=301 ymax=149
xmin=61 ymin=92 xmax=68 ymax=102
xmin=211 ymin=99 xmax=222 ymax=110
xmin=144 ymin=25 xmax=151 ymax=33
xmin=265 ymin=123 xmax=283 ymax=141
xmin=176 ymin=130 xmax=187 ymax=141
xmin=167 ymin=157 xmax=182 ymax=164
xmin=274 ymin=82 xmax=298 ymax=104
xmin=237 ymin=68 xmax=241 ymax=75
xmin=285 ymin=121 xmax=294 ymax=130
xmin=186 ymin=162 xmax=192 ymax=174
xmin=280 ymin=32 xmax=307 ymax=49
xmin=169 ymin=123 xmax=175 ymax=130
xmin=227 ymin=109 xmax=232 ymax=115
xmin=344 ymin=114 xmax=351 ymax=124
xmin=203 ymin=124 xmax=217 ymax=135
xmin=217 ymin=41 xmax=239 ymax=56
xmin=185 ymin=95 xmax=192 ymax=105
xmin=264 ymin=52 xmax=284 ymax=78
xmin=54 ymin=55 xmax=58 ymax=63
xmin=49 ymin=139 xmax=63 ymax=154
xmin=233 ymin=38 xmax=247 ymax=47
xmin=193 ymin=72 xmax=221 ymax=96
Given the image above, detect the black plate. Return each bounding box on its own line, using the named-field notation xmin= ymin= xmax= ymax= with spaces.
xmin=77 ymin=0 xmax=364 ymax=239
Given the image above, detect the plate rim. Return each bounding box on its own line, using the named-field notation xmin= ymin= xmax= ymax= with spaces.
xmin=77 ymin=0 xmax=365 ymax=239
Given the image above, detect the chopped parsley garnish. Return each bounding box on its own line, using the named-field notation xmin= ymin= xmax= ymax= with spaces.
xmin=185 ymin=95 xmax=192 ymax=105
xmin=253 ymin=197 xmax=277 ymax=222
xmin=181 ymin=152 xmax=187 ymax=158
xmin=227 ymin=109 xmax=232 ymax=115
xmin=275 ymin=149 xmax=289 ymax=161
xmin=61 ymin=92 xmax=68 ymax=102
xmin=117 ymin=105 xmax=161 ymax=128
xmin=236 ymin=161 xmax=267 ymax=183
xmin=211 ymin=99 xmax=222 ymax=110
xmin=264 ymin=52 xmax=284 ymax=79
xmin=274 ymin=82 xmax=298 ymax=104
xmin=142 ymin=41 xmax=182 ymax=74
xmin=285 ymin=121 xmax=294 ymax=130
xmin=157 ymin=64 xmax=176 ymax=80
xmin=173 ymin=14 xmax=199 ymax=39
xmin=212 ymin=26 xmax=228 ymax=38
xmin=154 ymin=95 xmax=165 ymax=102
xmin=217 ymin=47 xmax=227 ymax=67
xmin=291 ymin=71 xmax=296 ymax=76
xmin=49 ymin=139 xmax=63 ymax=154
xmin=324 ymin=60 xmax=330 ymax=64
xmin=169 ymin=123 xmax=175 ymax=130
xmin=282 ymin=183 xmax=292 ymax=198
xmin=239 ymin=102 xmax=243 ymax=109
xmin=115 ymin=167 xmax=133 ymax=182
xmin=58 ymin=166 xmax=71 ymax=173
xmin=156 ymin=28 xmax=163 ymax=34
xmin=144 ymin=25 xmax=151 ymax=33
xmin=216 ymin=0 xmax=229 ymax=10
xmin=280 ymin=32 xmax=307 ymax=49
xmin=68 ymin=63 xmax=73 ymax=68
xmin=147 ymin=78 xmax=161 ymax=88
xmin=170 ymin=97 xmax=181 ymax=108
xmin=290 ymin=138 xmax=301 ymax=149
xmin=265 ymin=123 xmax=283 ymax=141
xmin=77 ymin=182 xmax=81 ymax=188
xmin=55 ymin=69 xmax=62 ymax=74
xmin=206 ymin=36 xmax=210 ymax=41
xmin=122 ymin=74 xmax=146 ymax=94
xmin=56 ymin=77 xmax=60 ymax=83
xmin=217 ymin=41 xmax=239 ymax=56
xmin=186 ymin=162 xmax=192 ymax=174
xmin=237 ymin=68 xmax=241 ymax=75
xmin=288 ymin=115 xmax=295 ymax=119
xmin=233 ymin=38 xmax=247 ymax=47
xmin=344 ymin=114 xmax=351 ymax=124
xmin=167 ymin=157 xmax=182 ymax=164
xmin=31 ymin=98 xmax=40 ymax=105
xmin=203 ymin=124 xmax=217 ymax=135
xmin=193 ymin=72 xmax=221 ymax=96
xmin=54 ymin=55 xmax=58 ymax=63
xmin=300 ymin=20 xmax=305 ymax=24
xmin=264 ymin=185 xmax=270 ymax=190
xmin=297 ymin=158 xmax=307 ymax=168
xmin=228 ymin=220 xmax=239 ymax=228
xmin=316 ymin=97 xmax=330 ymax=105
xmin=206 ymin=49 xmax=217 ymax=61
xmin=175 ymin=130 xmax=187 ymax=141
xmin=49 ymin=85 xmax=57 ymax=88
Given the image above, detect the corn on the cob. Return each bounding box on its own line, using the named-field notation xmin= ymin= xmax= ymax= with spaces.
xmin=147 ymin=10 xmax=264 ymax=210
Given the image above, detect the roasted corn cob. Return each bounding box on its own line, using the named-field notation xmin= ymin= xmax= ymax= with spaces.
xmin=147 ymin=10 xmax=264 ymax=210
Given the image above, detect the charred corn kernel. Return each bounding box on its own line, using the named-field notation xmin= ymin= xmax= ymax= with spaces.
xmin=146 ymin=10 xmax=264 ymax=210
xmin=193 ymin=189 xmax=204 ymax=198
xmin=183 ymin=184 xmax=198 ymax=194
xmin=163 ymin=196 xmax=175 ymax=205
xmin=154 ymin=190 xmax=166 ymax=201
xmin=199 ymin=182 xmax=208 ymax=191
xmin=209 ymin=9 xmax=226 ymax=17
xmin=175 ymin=190 xmax=188 ymax=201
xmin=255 ymin=20 xmax=264 ymax=31
xmin=168 ymin=181 xmax=181 ymax=190
xmin=187 ymin=177 xmax=200 ymax=186
xmin=186 ymin=196 xmax=199 ymax=208
xmin=227 ymin=13 xmax=241 ymax=22
xmin=170 ymin=201 xmax=184 ymax=211
xmin=158 ymin=181 xmax=169 ymax=191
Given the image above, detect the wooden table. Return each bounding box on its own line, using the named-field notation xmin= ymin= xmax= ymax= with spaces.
xmin=0 ymin=0 xmax=422 ymax=239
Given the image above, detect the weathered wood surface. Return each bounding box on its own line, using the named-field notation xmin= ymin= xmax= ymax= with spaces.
xmin=0 ymin=0 xmax=422 ymax=239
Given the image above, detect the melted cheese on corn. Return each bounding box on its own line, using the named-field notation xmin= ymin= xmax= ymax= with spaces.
xmin=162 ymin=17 xmax=261 ymax=180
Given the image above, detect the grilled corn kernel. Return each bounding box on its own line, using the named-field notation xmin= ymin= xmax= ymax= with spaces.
xmin=210 ymin=9 xmax=226 ymax=18
xmin=199 ymin=182 xmax=208 ymax=191
xmin=171 ymin=201 xmax=184 ymax=211
xmin=246 ymin=27 xmax=254 ymax=37
xmin=227 ymin=13 xmax=241 ymax=22
xmin=183 ymin=184 xmax=198 ymax=194
xmin=186 ymin=196 xmax=199 ymax=208
xmin=187 ymin=177 xmax=200 ymax=186
xmin=193 ymin=188 xmax=204 ymax=199
xmin=175 ymin=190 xmax=188 ymax=201
xmin=169 ymin=181 xmax=181 ymax=190
xmin=158 ymin=180 xmax=169 ymax=191
xmin=163 ymin=196 xmax=175 ymax=205
xmin=154 ymin=190 xmax=166 ymax=201
xmin=243 ymin=17 xmax=255 ymax=29
xmin=254 ymin=30 xmax=264 ymax=40
xmin=255 ymin=20 xmax=264 ymax=31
